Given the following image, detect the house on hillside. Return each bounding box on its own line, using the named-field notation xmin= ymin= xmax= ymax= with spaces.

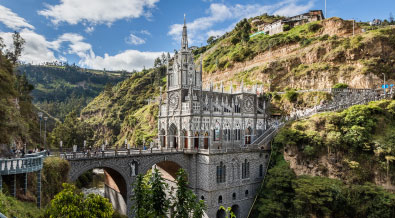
xmin=369 ymin=19 xmax=382 ymax=26
xmin=257 ymin=10 xmax=325 ymax=35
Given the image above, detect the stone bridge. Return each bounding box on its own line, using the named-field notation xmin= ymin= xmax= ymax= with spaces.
xmin=64 ymin=147 xmax=270 ymax=217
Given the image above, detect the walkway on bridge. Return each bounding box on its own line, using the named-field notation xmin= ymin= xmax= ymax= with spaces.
xmin=0 ymin=150 xmax=47 ymax=207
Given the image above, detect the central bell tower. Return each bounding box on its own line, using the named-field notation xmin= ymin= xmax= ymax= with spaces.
xmin=167 ymin=15 xmax=202 ymax=92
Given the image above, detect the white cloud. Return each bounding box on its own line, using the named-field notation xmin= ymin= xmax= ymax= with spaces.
xmin=85 ymin=26 xmax=95 ymax=33
xmin=126 ymin=34 xmax=146 ymax=45
xmin=140 ymin=30 xmax=151 ymax=35
xmin=274 ymin=0 xmax=315 ymax=16
xmin=49 ymin=33 xmax=162 ymax=71
xmin=0 ymin=29 xmax=57 ymax=64
xmin=168 ymin=0 xmax=314 ymax=45
xmin=38 ymin=0 xmax=159 ymax=25
xmin=0 ymin=5 xmax=34 ymax=30
xmin=81 ymin=50 xmax=163 ymax=71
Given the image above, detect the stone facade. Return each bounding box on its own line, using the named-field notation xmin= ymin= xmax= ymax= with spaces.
xmin=67 ymin=17 xmax=273 ymax=218
xmin=157 ymin=17 xmax=271 ymax=217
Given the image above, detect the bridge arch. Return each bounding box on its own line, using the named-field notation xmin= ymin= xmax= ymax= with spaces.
xmin=68 ymin=162 xmax=130 ymax=215
xmin=139 ymin=154 xmax=190 ymax=180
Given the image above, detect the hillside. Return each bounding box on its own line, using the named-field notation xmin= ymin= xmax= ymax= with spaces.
xmin=19 ymin=64 xmax=129 ymax=122
xmin=75 ymin=65 xmax=166 ymax=148
xmin=0 ymin=51 xmax=40 ymax=147
xmin=252 ymin=100 xmax=395 ymax=217
xmin=197 ymin=17 xmax=395 ymax=91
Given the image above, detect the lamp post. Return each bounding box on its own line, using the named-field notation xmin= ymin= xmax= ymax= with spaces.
xmin=383 ymin=73 xmax=386 ymax=97
xmin=352 ymin=18 xmax=355 ymax=36
xmin=38 ymin=112 xmax=43 ymax=144
xmin=44 ymin=116 xmax=48 ymax=150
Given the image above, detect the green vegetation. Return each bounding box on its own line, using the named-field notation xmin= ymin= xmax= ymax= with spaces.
xmin=254 ymin=156 xmax=395 ymax=218
xmin=81 ymin=64 xmax=166 ymax=148
xmin=270 ymin=91 xmax=332 ymax=115
xmin=252 ymin=100 xmax=395 ymax=217
xmin=41 ymin=157 xmax=70 ymax=205
xmin=0 ymin=32 xmax=41 ymax=146
xmin=333 ymin=83 xmax=349 ymax=88
xmin=19 ymin=64 xmax=127 ymax=122
xmin=0 ymin=192 xmax=43 ymax=218
xmin=274 ymin=100 xmax=395 ymax=182
xmin=201 ymin=19 xmax=324 ymax=73
xmin=132 ymin=168 xmax=205 ymax=218
xmin=196 ymin=17 xmax=394 ymax=91
xmin=45 ymin=183 xmax=113 ymax=218
xmin=49 ymin=110 xmax=93 ymax=149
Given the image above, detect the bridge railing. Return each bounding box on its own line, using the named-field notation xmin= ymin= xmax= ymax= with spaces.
xmin=59 ymin=147 xmax=189 ymax=160
xmin=59 ymin=145 xmax=268 ymax=160
xmin=0 ymin=155 xmax=45 ymax=175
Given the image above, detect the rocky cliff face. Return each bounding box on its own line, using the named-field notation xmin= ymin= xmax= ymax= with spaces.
xmin=201 ymin=18 xmax=394 ymax=91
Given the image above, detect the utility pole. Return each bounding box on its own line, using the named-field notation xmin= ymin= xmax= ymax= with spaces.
xmin=353 ymin=18 xmax=355 ymax=36
xmin=325 ymin=0 xmax=327 ymax=18
xmin=44 ymin=117 xmax=48 ymax=150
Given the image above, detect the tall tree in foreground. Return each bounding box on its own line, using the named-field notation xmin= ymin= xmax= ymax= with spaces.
xmin=131 ymin=174 xmax=150 ymax=218
xmin=150 ymin=168 xmax=170 ymax=217
xmin=173 ymin=168 xmax=205 ymax=218
xmin=131 ymin=168 xmax=206 ymax=218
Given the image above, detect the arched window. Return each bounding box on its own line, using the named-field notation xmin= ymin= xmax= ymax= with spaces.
xmin=232 ymin=193 xmax=236 ymax=200
xmin=245 ymin=190 xmax=249 ymax=197
xmin=201 ymin=195 xmax=205 ymax=200
xmin=224 ymin=128 xmax=231 ymax=141
xmin=216 ymin=161 xmax=226 ymax=183
xmin=159 ymin=129 xmax=166 ymax=148
xmin=213 ymin=129 xmax=220 ymax=141
xmin=245 ymin=127 xmax=252 ymax=144
xmin=234 ymin=129 xmax=241 ymax=141
xmin=218 ymin=195 xmax=223 ymax=204
xmin=259 ymin=164 xmax=263 ymax=177
xmin=194 ymin=132 xmax=199 ymax=149
xmin=204 ymin=132 xmax=209 ymax=149
xmin=234 ymin=104 xmax=240 ymax=113
xmin=242 ymin=159 xmax=250 ymax=179
xmin=183 ymin=130 xmax=188 ymax=149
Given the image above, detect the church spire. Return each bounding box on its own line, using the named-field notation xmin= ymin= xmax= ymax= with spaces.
xmin=181 ymin=14 xmax=188 ymax=50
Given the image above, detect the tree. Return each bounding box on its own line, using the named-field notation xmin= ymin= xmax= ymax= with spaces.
xmin=150 ymin=168 xmax=170 ymax=217
xmin=154 ymin=57 xmax=162 ymax=68
xmin=218 ymin=206 xmax=236 ymax=218
xmin=131 ymin=174 xmax=150 ymax=218
xmin=390 ymin=12 xmax=394 ymax=24
xmin=173 ymin=168 xmax=202 ymax=218
xmin=5 ymin=32 xmax=25 ymax=65
xmin=131 ymin=168 xmax=206 ymax=217
xmin=207 ymin=36 xmax=216 ymax=45
xmin=46 ymin=183 xmax=113 ymax=218
xmin=235 ymin=19 xmax=251 ymax=43
xmin=49 ymin=110 xmax=93 ymax=149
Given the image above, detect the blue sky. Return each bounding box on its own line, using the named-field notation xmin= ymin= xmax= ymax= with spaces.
xmin=0 ymin=0 xmax=394 ymax=71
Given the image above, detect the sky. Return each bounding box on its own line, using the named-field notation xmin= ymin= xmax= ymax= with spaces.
xmin=0 ymin=0 xmax=394 ymax=71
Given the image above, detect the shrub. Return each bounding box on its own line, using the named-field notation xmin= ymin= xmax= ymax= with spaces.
xmin=299 ymin=38 xmax=312 ymax=47
xmin=308 ymin=23 xmax=322 ymax=32
xmin=319 ymin=34 xmax=329 ymax=41
xmin=284 ymin=90 xmax=298 ymax=102
xmin=283 ymin=24 xmax=291 ymax=31
xmin=332 ymin=83 xmax=348 ymax=89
